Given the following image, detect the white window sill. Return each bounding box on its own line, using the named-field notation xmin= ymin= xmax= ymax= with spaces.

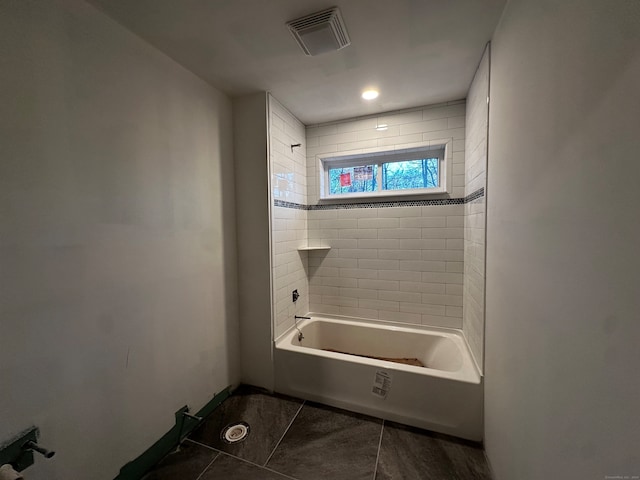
xmin=319 ymin=187 xmax=448 ymax=202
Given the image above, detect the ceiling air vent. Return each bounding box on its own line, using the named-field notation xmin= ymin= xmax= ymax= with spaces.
xmin=287 ymin=7 xmax=351 ymax=56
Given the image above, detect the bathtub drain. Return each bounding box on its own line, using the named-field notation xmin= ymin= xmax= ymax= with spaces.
xmin=221 ymin=422 xmax=250 ymax=444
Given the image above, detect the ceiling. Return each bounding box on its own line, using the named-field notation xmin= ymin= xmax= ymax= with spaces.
xmin=88 ymin=0 xmax=506 ymax=125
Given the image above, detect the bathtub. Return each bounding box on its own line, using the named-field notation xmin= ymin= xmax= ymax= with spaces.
xmin=274 ymin=315 xmax=483 ymax=441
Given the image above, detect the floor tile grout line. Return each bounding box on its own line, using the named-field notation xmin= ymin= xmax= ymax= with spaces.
xmin=184 ymin=438 xmax=220 ymax=452
xmin=372 ymin=419 xmax=385 ymax=480
xmin=194 ymin=451 xmax=221 ymax=480
xmin=180 ymin=395 xmax=492 ymax=479
xmin=183 ymin=440 xmax=302 ymax=480
xmin=216 ymin=450 xmax=302 ymax=480
xmin=263 ymin=400 xmax=306 ymax=467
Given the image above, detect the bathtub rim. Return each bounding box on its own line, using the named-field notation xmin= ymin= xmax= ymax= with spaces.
xmin=274 ymin=313 xmax=482 ymax=384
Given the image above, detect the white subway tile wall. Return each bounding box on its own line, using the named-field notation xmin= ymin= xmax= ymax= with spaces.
xmin=463 ymin=47 xmax=490 ymax=369
xmin=269 ymin=96 xmax=309 ymax=337
xmin=306 ymin=101 xmax=467 ymax=205
xmin=305 ymin=102 xmax=467 ymax=328
xmin=464 ymin=200 xmax=485 ymax=365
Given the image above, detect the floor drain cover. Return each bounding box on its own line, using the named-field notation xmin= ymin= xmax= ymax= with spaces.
xmin=221 ymin=422 xmax=250 ymax=444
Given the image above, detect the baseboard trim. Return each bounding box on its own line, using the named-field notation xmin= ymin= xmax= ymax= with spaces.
xmin=115 ymin=387 xmax=231 ymax=480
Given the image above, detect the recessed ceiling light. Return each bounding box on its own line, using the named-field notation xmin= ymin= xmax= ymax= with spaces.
xmin=375 ymin=124 xmax=388 ymax=131
xmin=362 ymin=89 xmax=379 ymax=100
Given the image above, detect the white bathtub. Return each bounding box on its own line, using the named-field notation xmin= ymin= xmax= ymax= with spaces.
xmin=274 ymin=315 xmax=483 ymax=441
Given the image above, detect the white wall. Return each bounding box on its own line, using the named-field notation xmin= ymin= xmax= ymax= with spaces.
xmin=0 ymin=1 xmax=239 ymax=478
xmin=463 ymin=46 xmax=490 ymax=369
xmin=233 ymin=93 xmax=273 ymax=388
xmin=485 ymin=1 xmax=640 ymax=478
xmin=305 ymin=104 xmax=467 ymax=328
xmin=269 ymin=96 xmax=310 ymax=338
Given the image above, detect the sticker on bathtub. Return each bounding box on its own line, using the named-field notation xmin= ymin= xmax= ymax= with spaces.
xmin=372 ymin=370 xmax=392 ymax=399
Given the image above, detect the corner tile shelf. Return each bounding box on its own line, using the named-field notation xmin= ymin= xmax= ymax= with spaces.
xmin=297 ymin=246 xmax=331 ymax=251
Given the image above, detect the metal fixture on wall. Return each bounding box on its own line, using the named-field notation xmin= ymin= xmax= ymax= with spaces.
xmin=0 ymin=427 xmax=55 ymax=473
xmin=294 ymin=315 xmax=310 ymax=342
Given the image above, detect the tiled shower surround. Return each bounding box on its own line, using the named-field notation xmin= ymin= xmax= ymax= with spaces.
xmin=306 ymin=101 xmax=467 ymax=204
xmin=269 ymin=97 xmax=310 ymax=337
xmin=270 ymin=97 xmax=486 ymax=364
xmin=306 ymin=204 xmax=465 ymax=327
xmin=304 ymin=101 xmax=470 ymax=331
xmin=463 ymin=47 xmax=490 ymax=368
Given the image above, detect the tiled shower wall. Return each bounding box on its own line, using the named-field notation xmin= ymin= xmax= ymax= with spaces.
xmin=269 ymin=96 xmax=309 ymax=338
xmin=305 ymin=102 xmax=468 ymax=328
xmin=306 ymin=102 xmax=467 ymax=203
xmin=463 ymin=47 xmax=490 ymax=368
xmin=306 ymin=205 xmax=465 ymax=327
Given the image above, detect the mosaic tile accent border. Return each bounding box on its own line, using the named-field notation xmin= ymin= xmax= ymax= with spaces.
xmin=274 ymin=188 xmax=484 ymax=210
xmin=465 ymin=187 xmax=485 ymax=203
xmin=308 ymin=198 xmax=464 ymax=210
xmin=273 ymin=200 xmax=307 ymax=210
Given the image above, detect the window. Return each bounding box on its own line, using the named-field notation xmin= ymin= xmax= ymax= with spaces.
xmin=320 ymin=143 xmax=449 ymax=199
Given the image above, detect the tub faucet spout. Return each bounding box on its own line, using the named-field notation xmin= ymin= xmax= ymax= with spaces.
xmin=293 ymin=315 xmax=310 ymax=342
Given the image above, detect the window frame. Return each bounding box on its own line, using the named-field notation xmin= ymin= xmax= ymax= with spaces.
xmin=318 ymin=140 xmax=452 ymax=200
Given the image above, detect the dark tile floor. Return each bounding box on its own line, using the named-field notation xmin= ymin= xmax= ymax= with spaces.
xmin=142 ymin=385 xmax=492 ymax=480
